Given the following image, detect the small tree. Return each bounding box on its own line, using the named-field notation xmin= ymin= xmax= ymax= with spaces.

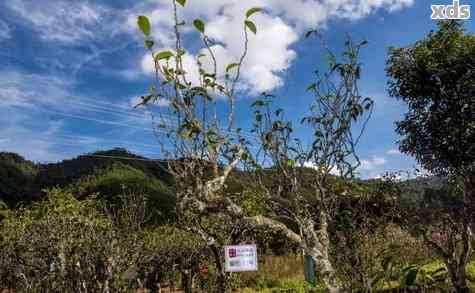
xmin=247 ymin=37 xmax=373 ymax=292
xmin=135 ymin=1 xmax=261 ymax=291
xmin=138 ymin=225 xmax=209 ymax=293
xmin=387 ymin=20 xmax=475 ymax=292
xmin=331 ymin=179 xmax=400 ymax=291
xmin=135 ymin=3 xmax=373 ymax=291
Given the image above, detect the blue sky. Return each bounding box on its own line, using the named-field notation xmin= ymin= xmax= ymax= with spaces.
xmin=0 ymin=0 xmax=473 ymax=178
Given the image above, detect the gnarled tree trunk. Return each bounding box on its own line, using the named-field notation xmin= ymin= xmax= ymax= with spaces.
xmin=303 ymin=213 xmax=341 ymax=293
xmin=210 ymin=244 xmax=227 ymax=293
xmin=447 ymin=261 xmax=469 ymax=293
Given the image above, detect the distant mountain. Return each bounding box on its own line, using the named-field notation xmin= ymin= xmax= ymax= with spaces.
xmin=0 ymin=148 xmax=445 ymax=212
xmin=37 ymin=148 xmax=172 ymax=188
xmin=0 ymin=148 xmax=173 ymax=208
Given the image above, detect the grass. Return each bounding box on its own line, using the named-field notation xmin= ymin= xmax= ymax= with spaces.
xmin=237 ymin=255 xmax=325 ymax=292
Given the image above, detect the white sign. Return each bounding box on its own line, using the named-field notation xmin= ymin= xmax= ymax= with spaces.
xmin=431 ymin=0 xmax=470 ymax=20
xmin=224 ymin=244 xmax=258 ymax=272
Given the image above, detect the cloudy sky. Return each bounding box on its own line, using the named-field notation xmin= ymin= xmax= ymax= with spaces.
xmin=0 ymin=0 xmax=473 ymax=178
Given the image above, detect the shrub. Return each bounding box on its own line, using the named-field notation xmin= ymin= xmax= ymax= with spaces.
xmin=0 ymin=188 xmax=135 ymax=292
xmin=136 ymin=225 xmax=209 ymax=292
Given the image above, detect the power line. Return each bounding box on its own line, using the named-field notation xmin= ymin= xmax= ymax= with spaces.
xmin=63 ymin=97 xmax=258 ymax=139
xmin=38 ymin=104 xmax=258 ymax=141
xmin=39 ymin=108 xmax=157 ymax=132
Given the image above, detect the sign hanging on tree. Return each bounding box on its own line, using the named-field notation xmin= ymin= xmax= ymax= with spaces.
xmin=224 ymin=244 xmax=258 ymax=272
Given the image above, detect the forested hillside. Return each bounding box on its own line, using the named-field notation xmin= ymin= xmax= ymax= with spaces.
xmin=0 ymin=148 xmax=442 ymax=209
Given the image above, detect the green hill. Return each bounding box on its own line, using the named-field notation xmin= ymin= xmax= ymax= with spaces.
xmin=0 ymin=149 xmax=176 ymax=224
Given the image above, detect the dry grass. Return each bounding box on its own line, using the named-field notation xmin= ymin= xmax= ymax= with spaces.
xmin=238 ymin=254 xmax=305 ymax=286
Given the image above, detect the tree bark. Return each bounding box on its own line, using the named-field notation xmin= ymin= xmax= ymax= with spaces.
xmin=304 ymin=214 xmax=342 ymax=293
xmin=307 ymin=246 xmax=341 ymax=293
xmin=447 ymin=261 xmax=469 ymax=293
xmin=210 ymin=245 xmax=227 ymax=293
xmin=181 ymin=270 xmax=193 ymax=293
xmin=242 ymin=213 xmax=342 ymax=292
xmin=449 ymin=222 xmax=472 ymax=293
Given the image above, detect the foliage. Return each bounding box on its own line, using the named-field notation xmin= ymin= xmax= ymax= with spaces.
xmin=135 ymin=2 xmax=264 ymax=292
xmin=242 ymin=278 xmax=326 ymax=293
xmin=136 ymin=225 xmax=209 ymax=292
xmin=246 ymin=36 xmax=373 ymax=292
xmin=0 ymin=188 xmax=136 ymax=292
xmin=387 ymin=20 xmax=475 ymax=292
xmin=0 ymin=152 xmax=38 ymax=207
xmin=387 ymin=20 xmax=475 ymax=177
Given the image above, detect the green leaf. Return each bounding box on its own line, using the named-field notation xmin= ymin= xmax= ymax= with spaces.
xmin=193 ymin=19 xmax=205 ymax=33
xmin=255 ymin=112 xmax=262 ymax=122
xmin=134 ymin=95 xmax=155 ymax=108
xmin=226 ymin=63 xmax=239 ymax=72
xmin=364 ymin=100 xmax=373 ymax=110
xmin=144 ymin=40 xmax=154 ymax=49
xmin=155 ymin=51 xmax=174 ymax=61
xmin=305 ymin=30 xmax=317 ymax=38
xmin=176 ymin=0 xmax=186 ymax=6
xmin=307 ymin=83 xmax=316 ymax=92
xmin=137 ymin=16 xmax=151 ymax=36
xmin=180 ymin=130 xmax=191 ymax=140
xmin=251 ymin=100 xmax=265 ymax=107
xmin=177 ymin=48 xmax=186 ymax=57
xmin=405 ymin=268 xmax=418 ymax=286
xmin=245 ymin=20 xmax=257 ymax=34
xmin=246 ymin=7 xmax=262 ymax=18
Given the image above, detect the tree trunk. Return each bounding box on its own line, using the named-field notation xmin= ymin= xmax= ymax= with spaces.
xmin=303 ymin=213 xmax=342 ymax=293
xmin=307 ymin=246 xmax=341 ymax=293
xmin=210 ymin=245 xmax=227 ymax=293
xmin=181 ymin=270 xmax=193 ymax=293
xmin=447 ymin=261 xmax=469 ymax=293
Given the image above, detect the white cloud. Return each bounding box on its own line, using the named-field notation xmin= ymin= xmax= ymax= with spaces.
xmin=136 ymin=0 xmax=414 ymax=94
xmin=303 ymin=162 xmax=340 ymax=176
xmin=0 ymin=20 xmax=11 ymax=41
xmin=141 ymin=50 xmax=203 ymax=86
xmin=0 ymin=70 xmax=159 ymax=161
xmin=4 ymin=0 xmax=414 ymax=91
xmin=0 ymin=107 xmax=66 ymax=162
xmin=359 ymin=156 xmax=387 ymax=170
xmin=0 ymin=71 xmax=72 ymax=108
xmin=386 ymin=148 xmax=401 ymax=155
xmin=4 ymin=0 xmax=127 ymax=44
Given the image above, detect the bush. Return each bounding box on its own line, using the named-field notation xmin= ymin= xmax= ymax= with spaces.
xmin=0 ymin=188 xmax=136 ymax=292
xmin=136 ymin=225 xmax=209 ymax=292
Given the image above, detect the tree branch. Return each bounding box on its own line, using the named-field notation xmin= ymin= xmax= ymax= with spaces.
xmin=242 ymin=215 xmax=303 ymax=246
